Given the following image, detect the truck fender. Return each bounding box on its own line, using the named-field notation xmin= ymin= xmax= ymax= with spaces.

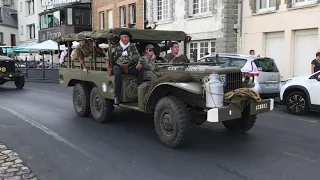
xmin=145 ymin=82 xmax=203 ymax=112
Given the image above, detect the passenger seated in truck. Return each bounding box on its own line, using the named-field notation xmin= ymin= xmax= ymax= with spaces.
xmin=105 ymin=30 xmax=145 ymax=105
xmin=72 ymin=33 xmax=107 ymax=74
xmin=163 ymin=42 xmax=190 ymax=64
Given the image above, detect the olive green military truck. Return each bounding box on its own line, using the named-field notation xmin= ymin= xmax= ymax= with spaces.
xmin=56 ymin=28 xmax=274 ymax=148
xmin=0 ymin=55 xmax=25 ymax=89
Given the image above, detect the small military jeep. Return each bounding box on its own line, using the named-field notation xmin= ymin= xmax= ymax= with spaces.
xmin=0 ymin=55 xmax=25 ymax=89
xmin=56 ymin=28 xmax=274 ymax=148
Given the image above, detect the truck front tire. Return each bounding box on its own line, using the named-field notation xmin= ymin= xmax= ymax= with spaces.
xmin=154 ymin=96 xmax=192 ymax=148
xmin=14 ymin=76 xmax=25 ymax=89
xmin=90 ymin=86 xmax=114 ymax=123
xmin=73 ymin=82 xmax=91 ymax=117
xmin=222 ymin=110 xmax=256 ymax=133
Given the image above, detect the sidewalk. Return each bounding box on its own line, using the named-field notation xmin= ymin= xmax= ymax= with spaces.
xmin=0 ymin=143 xmax=38 ymax=180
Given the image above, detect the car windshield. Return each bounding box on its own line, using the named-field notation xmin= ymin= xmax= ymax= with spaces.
xmin=201 ymin=56 xmax=247 ymax=68
xmin=254 ymin=58 xmax=279 ymax=72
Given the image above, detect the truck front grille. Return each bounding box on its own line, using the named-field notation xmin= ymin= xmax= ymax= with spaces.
xmin=0 ymin=61 xmax=15 ymax=74
xmin=224 ymin=72 xmax=242 ymax=92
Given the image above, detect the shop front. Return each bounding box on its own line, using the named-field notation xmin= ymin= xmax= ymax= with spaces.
xmin=38 ymin=2 xmax=92 ymax=43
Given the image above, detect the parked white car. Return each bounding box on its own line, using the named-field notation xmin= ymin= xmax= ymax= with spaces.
xmin=280 ymin=71 xmax=320 ymax=115
xmin=198 ymin=53 xmax=281 ymax=98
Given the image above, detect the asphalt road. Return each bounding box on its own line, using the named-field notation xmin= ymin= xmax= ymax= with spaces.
xmin=0 ymin=82 xmax=319 ymax=180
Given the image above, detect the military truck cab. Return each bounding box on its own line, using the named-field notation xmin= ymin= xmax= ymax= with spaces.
xmin=0 ymin=55 xmax=25 ymax=89
xmin=56 ymin=28 xmax=274 ymax=148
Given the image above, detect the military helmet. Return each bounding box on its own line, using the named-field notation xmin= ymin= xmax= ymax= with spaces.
xmin=76 ymin=33 xmax=86 ymax=41
xmin=145 ymin=44 xmax=155 ymax=50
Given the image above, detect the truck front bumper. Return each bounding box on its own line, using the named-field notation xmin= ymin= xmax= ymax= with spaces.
xmin=0 ymin=72 xmax=25 ymax=79
xmin=207 ymin=98 xmax=274 ymax=123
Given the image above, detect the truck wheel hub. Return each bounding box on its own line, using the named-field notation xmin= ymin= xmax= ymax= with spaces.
xmin=161 ymin=113 xmax=175 ymax=135
xmin=93 ymin=97 xmax=102 ymax=113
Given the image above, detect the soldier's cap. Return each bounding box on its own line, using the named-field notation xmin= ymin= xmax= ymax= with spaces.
xmin=76 ymin=33 xmax=87 ymax=41
xmin=119 ymin=30 xmax=132 ymax=38
xmin=145 ymin=44 xmax=155 ymax=50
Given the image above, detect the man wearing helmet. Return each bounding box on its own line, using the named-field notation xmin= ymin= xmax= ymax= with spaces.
xmin=105 ymin=30 xmax=144 ymax=105
xmin=73 ymin=33 xmax=106 ymax=74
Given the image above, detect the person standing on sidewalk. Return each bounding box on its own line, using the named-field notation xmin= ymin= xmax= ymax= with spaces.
xmin=311 ymin=52 xmax=320 ymax=73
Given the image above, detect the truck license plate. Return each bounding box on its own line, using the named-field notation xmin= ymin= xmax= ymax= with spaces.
xmin=256 ymin=103 xmax=268 ymax=110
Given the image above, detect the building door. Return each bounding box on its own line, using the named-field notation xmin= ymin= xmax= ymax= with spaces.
xmin=294 ymin=29 xmax=318 ymax=77
xmin=265 ymin=32 xmax=285 ymax=80
xmin=10 ymin=34 xmax=16 ymax=46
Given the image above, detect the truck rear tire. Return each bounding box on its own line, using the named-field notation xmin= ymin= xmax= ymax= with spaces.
xmin=14 ymin=76 xmax=25 ymax=89
xmin=154 ymin=96 xmax=192 ymax=148
xmin=90 ymin=86 xmax=114 ymax=123
xmin=73 ymin=82 xmax=91 ymax=117
xmin=222 ymin=110 xmax=256 ymax=133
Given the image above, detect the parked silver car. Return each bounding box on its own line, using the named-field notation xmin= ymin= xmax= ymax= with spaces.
xmin=198 ymin=53 xmax=281 ymax=98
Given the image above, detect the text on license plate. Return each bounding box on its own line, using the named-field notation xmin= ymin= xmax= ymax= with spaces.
xmin=256 ymin=103 xmax=268 ymax=110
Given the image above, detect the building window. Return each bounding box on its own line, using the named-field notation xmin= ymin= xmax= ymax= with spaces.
xmin=25 ymin=0 xmax=34 ymax=15
xmin=292 ymin=0 xmax=318 ymax=6
xmin=157 ymin=0 xmax=169 ymax=21
xmin=256 ymin=0 xmax=276 ymax=11
xmin=189 ymin=40 xmax=216 ymax=61
xmin=0 ymin=32 xmax=3 ymax=44
xmin=3 ymin=0 xmax=13 ymax=6
xmin=27 ymin=24 xmax=35 ymax=40
xmin=74 ymin=9 xmax=91 ymax=26
xmin=67 ymin=8 xmax=73 ymax=25
xmin=192 ymin=0 xmax=209 ymax=14
xmin=53 ymin=11 xmax=61 ymax=27
xmin=21 ymin=26 xmax=23 ymax=35
xmin=107 ymin=10 xmax=113 ymax=28
xmin=100 ymin=12 xmax=105 ymax=30
xmin=189 ymin=42 xmax=198 ymax=61
xmin=120 ymin=6 xmax=126 ymax=28
xmin=20 ymin=2 xmax=23 ymax=12
xmin=0 ymin=8 xmax=2 ymax=21
xmin=129 ymin=4 xmax=136 ymax=28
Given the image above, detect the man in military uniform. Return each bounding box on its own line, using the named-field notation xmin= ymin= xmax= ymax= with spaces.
xmin=163 ymin=42 xmax=190 ymax=64
xmin=140 ymin=44 xmax=159 ymax=71
xmin=72 ymin=33 xmax=106 ymax=74
xmin=105 ymin=30 xmax=144 ymax=105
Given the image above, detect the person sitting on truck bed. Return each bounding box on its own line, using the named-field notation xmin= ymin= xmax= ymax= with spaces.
xmin=72 ymin=33 xmax=107 ymax=74
xmin=163 ymin=42 xmax=190 ymax=64
xmin=105 ymin=30 xmax=144 ymax=105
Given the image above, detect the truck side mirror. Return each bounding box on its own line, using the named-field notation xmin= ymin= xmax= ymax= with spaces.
xmin=317 ymin=74 xmax=320 ymax=81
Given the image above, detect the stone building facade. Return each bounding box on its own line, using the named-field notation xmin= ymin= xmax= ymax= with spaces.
xmin=145 ymin=0 xmax=239 ymax=61
xmin=92 ymin=0 xmax=144 ymax=30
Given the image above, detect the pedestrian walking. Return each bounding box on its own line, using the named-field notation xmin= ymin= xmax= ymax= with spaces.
xmin=311 ymin=52 xmax=320 ymax=73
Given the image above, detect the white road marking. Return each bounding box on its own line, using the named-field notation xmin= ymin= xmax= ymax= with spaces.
xmin=0 ymin=105 xmax=95 ymax=161
xmin=284 ymin=152 xmax=319 ymax=164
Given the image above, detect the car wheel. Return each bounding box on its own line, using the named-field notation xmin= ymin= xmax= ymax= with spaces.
xmin=222 ymin=109 xmax=256 ymax=133
xmin=14 ymin=76 xmax=25 ymax=89
xmin=90 ymin=86 xmax=114 ymax=123
xmin=286 ymin=91 xmax=309 ymax=115
xmin=73 ymin=82 xmax=91 ymax=117
xmin=154 ymin=96 xmax=192 ymax=148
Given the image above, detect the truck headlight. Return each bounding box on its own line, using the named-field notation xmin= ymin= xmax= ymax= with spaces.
xmin=242 ymin=73 xmax=254 ymax=85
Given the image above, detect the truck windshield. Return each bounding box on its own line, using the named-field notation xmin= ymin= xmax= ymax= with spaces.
xmin=254 ymin=58 xmax=279 ymax=72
